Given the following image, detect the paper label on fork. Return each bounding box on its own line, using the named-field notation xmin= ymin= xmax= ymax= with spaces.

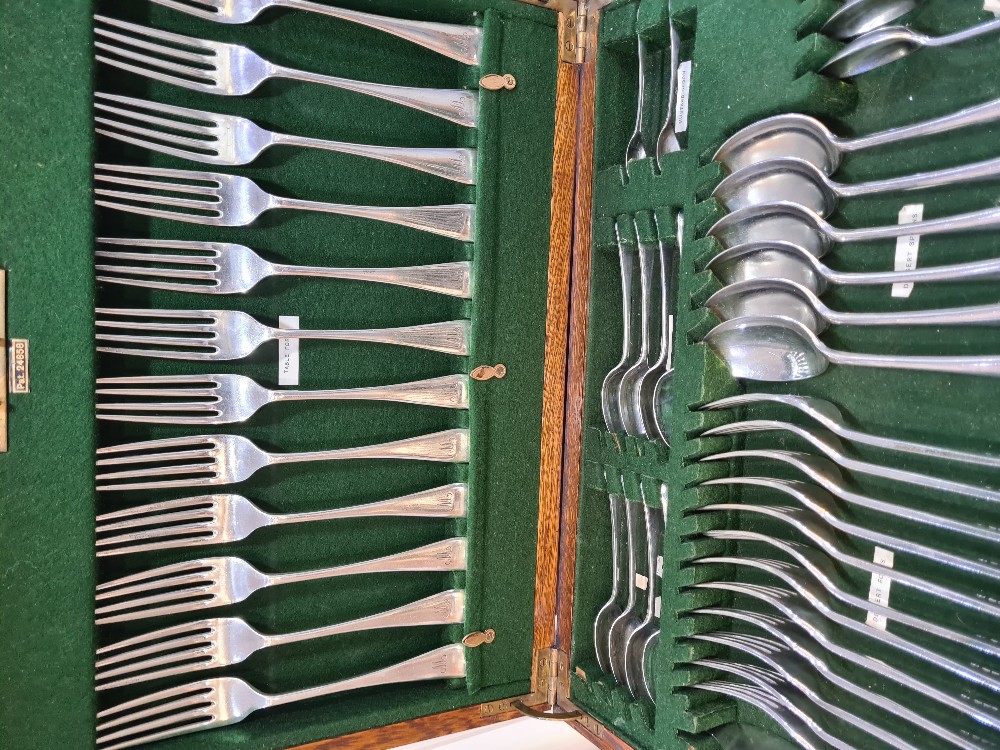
xmin=891 ymin=204 xmax=924 ymax=299
xmin=278 ymin=316 xmax=300 ymax=386
xmin=986 ymin=0 xmax=1000 ymax=16
xmin=865 ymin=546 xmax=895 ymax=631
xmin=675 ymin=61 xmax=693 ymax=134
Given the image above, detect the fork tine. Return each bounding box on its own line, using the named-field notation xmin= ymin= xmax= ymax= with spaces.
xmin=96 ymin=345 xmax=218 ymax=361
xmin=97 ymin=679 xmax=213 ymax=720
xmin=99 ymin=709 xmax=215 ymax=750
xmin=95 ymin=54 xmax=212 ymax=93
xmin=98 ymin=509 xmax=215 ymax=533
xmin=98 ymin=521 xmax=216 ymax=546
xmin=97 ymin=619 xmax=213 ymax=658
xmin=94 ymin=40 xmax=216 ymax=83
xmin=96 ymin=335 xmax=216 ymax=351
xmin=96 ymin=163 xmax=223 ymax=184
xmin=95 ymin=119 xmax=219 ymax=153
xmin=97 ymin=572 xmax=211 ymax=602
xmin=98 ymin=635 xmax=212 ymax=675
xmin=95 ymin=251 xmax=217 ymax=266
xmin=98 ymin=434 xmax=217 ymax=454
xmin=97 ymin=475 xmax=219 ymax=492
xmin=96 ymin=463 xmax=216 ymax=483
xmin=147 ymin=0 xmax=222 ymax=21
xmin=98 ymin=402 xmax=218 ymax=413
xmin=97 ymin=531 xmax=218 ymax=557
xmin=96 ymin=495 xmax=217 ymax=521
xmin=95 ymin=264 xmax=219 ymax=281
xmin=95 ymin=199 xmax=218 ymax=224
xmin=98 ymin=692 xmax=211 ymax=731
xmin=95 ymin=94 xmax=218 ymax=134
xmin=98 ymin=656 xmax=217 ymax=692
xmin=94 ymin=15 xmax=217 ymax=56
xmin=96 ymin=584 xmax=216 ymax=617
xmin=700 ymin=394 xmax=758 ymax=410
xmin=97 ymin=384 xmax=219 ymax=397
xmin=97 ymin=237 xmax=221 ymax=252
xmin=95 ymin=307 xmax=218 ymax=320
xmin=96 ymin=559 xmax=214 ymax=590
xmin=95 ymin=188 xmax=219 ymax=211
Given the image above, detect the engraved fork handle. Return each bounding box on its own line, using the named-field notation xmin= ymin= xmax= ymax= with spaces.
xmin=268 ymin=64 xmax=478 ymax=128
xmin=269 ymin=320 xmax=470 ymax=356
xmin=266 ymin=429 xmax=471 ymax=467
xmin=270 ymin=374 xmax=470 ymax=410
xmin=267 ymin=590 xmax=466 ymax=648
xmin=269 ymin=261 xmax=473 ymax=298
xmin=276 ymin=0 xmax=482 ymax=66
xmin=267 ymin=643 xmax=466 ymax=709
xmin=270 ymin=484 xmax=468 ymax=525
xmin=269 ymin=132 xmax=477 ymax=184
xmin=269 ymin=194 xmax=476 ymax=241
xmin=270 ymin=537 xmax=468 ymax=587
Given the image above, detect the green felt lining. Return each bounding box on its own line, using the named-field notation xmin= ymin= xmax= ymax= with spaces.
xmin=570 ymin=0 xmax=1000 ymax=748
xmin=2 ymin=1 xmax=562 ymax=748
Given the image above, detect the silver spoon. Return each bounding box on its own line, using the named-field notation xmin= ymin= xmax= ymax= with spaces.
xmin=636 ymin=228 xmax=674 ymax=442
xmin=602 ymin=224 xmax=637 ymax=434
xmin=655 ymin=15 xmax=681 ymax=165
xmin=593 ymin=481 xmax=627 ymax=676
xmin=708 ymin=200 xmax=1000 ymax=256
xmin=608 ymin=494 xmax=648 ymax=685
xmin=700 ymin=449 xmax=1000 ymax=544
xmin=624 ymin=498 xmax=663 ymax=700
xmin=651 ymin=212 xmax=683 ymax=444
xmin=821 ymin=0 xmax=925 ymax=40
xmin=619 ymin=227 xmax=657 ymax=437
xmin=711 ymin=154 xmax=1000 ymax=216
xmin=713 ymin=97 xmax=1000 ymax=175
xmin=706 ymin=277 xmax=1000 ymax=333
xmin=706 ymin=240 xmax=1000 ymax=295
xmin=626 ymin=7 xmax=650 ymax=165
xmin=704 ymin=315 xmax=1000 ymax=381
xmin=822 ymin=18 xmax=1000 ymax=78
xmin=702 ymin=392 xmax=1000 ymax=469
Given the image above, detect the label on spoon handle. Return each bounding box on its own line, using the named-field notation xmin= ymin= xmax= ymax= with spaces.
xmin=278 ymin=315 xmax=301 ymax=386
xmin=891 ymin=204 xmax=924 ymax=299
xmin=986 ymin=1 xmax=1000 ymax=16
xmin=865 ymin=546 xmax=895 ymax=631
xmin=675 ymin=61 xmax=693 ymax=134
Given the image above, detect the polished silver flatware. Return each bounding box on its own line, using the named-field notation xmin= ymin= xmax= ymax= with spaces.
xmin=822 ymin=0 xmax=925 ymax=40
xmin=95 ymin=537 xmax=467 ymax=623
xmin=624 ymin=498 xmax=663 ymax=701
xmin=626 ymin=7 xmax=649 ymax=165
xmin=619 ymin=224 xmax=657 ymax=436
xmin=96 ymin=589 xmax=465 ymax=689
xmin=704 ymin=316 xmax=1000 ymax=381
xmin=95 ymin=644 xmax=467 ymax=749
xmin=96 ymin=430 xmax=470 ymax=491
xmin=94 ymin=16 xmax=478 ymax=126
xmin=145 ymin=0 xmax=483 ymax=65
xmin=95 ymin=308 xmax=470 ymax=361
xmin=714 ymin=97 xmax=1000 ymax=174
xmin=95 ymin=484 xmax=468 ymax=555
xmin=655 ymin=13 xmax=681 ymax=164
xmin=822 ymin=18 xmax=1000 ymax=78
xmin=94 ymin=164 xmax=475 ymax=240
xmin=95 ymin=94 xmax=477 ymax=183
xmin=608 ymin=495 xmax=647 ymax=685
xmin=650 ymin=213 xmax=680 ymax=445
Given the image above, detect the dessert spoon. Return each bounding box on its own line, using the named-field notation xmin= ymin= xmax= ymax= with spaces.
xmin=821 ymin=0 xmax=924 ymax=40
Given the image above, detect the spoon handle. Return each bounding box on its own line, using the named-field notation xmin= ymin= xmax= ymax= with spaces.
xmin=827 ymin=301 xmax=1000 ymax=327
xmin=617 ymin=233 xmax=638 ymax=363
xmin=834 ymin=206 xmax=1000 ymax=244
xmin=838 ymin=154 xmax=1000 ymax=198
xmin=826 ymin=346 xmax=1000 ymax=378
xmin=842 ymin=96 xmax=1000 ymax=152
xmin=832 ymin=256 xmax=1000 ymax=286
xmin=932 ymin=17 xmax=1000 ymax=47
xmin=636 ymin=239 xmax=657 ymax=359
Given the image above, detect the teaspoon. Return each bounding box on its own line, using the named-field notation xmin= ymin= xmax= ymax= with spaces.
xmin=706 ymin=240 xmax=1000 ymax=295
xmin=703 ymin=315 xmax=1000 ymax=381
xmin=822 ymin=18 xmax=1000 ymax=78
xmin=821 ymin=0 xmax=924 ymax=40
xmin=601 ymin=223 xmax=637 ymax=434
xmin=713 ymin=97 xmax=1000 ymax=174
xmin=708 ymin=200 xmax=1000 ymax=255
xmin=706 ymin=277 xmax=1000 ymax=333
xmin=712 ymin=154 xmax=1000 ymax=216
xmin=619 ymin=227 xmax=657 ymax=436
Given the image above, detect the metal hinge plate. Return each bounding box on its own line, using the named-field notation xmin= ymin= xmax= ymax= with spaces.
xmin=514 ymin=0 xmax=608 ymax=64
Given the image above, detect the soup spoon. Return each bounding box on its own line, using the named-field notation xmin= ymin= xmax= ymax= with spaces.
xmin=821 ymin=0 xmax=924 ymax=40
xmin=711 ymin=154 xmax=1000 ymax=215
xmin=703 ymin=315 xmax=1000 ymax=381
xmin=708 ymin=201 xmax=1000 ymax=256
xmin=705 ymin=278 xmax=1000 ymax=333
xmin=706 ymin=240 xmax=1000 ymax=295
xmin=822 ymin=18 xmax=1000 ymax=78
xmin=713 ymin=96 xmax=1000 ymax=175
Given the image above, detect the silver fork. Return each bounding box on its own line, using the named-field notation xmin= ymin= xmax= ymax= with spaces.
xmin=95 ymin=238 xmax=473 ymax=297
xmin=701 ymin=392 xmax=1000 ymax=469
xmin=146 ymin=0 xmax=483 ymax=66
xmin=94 ymin=94 xmax=477 ymax=184
xmin=93 ymin=16 xmax=478 ymax=127
xmin=96 ymin=429 xmax=470 ymax=491
xmin=95 ymin=537 xmax=467 ymax=623
xmin=96 ymin=589 xmax=465 ymax=689
xmin=95 ymin=308 xmax=470 ymax=360
xmin=700 ymin=449 xmax=1000 ymax=545
xmin=95 ymin=643 xmax=466 ymax=749
xmin=96 ymin=373 xmax=469 ymax=425
xmin=95 ymin=484 xmax=468 ymax=556
xmin=702 ymin=419 xmax=1000 ymax=505
xmin=94 ymin=164 xmax=476 ymax=240
xmin=692 ymin=631 xmax=985 ymax=750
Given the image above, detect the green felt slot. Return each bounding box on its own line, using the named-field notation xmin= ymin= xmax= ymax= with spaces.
xmin=571 ymin=0 xmax=1000 ymax=748
xmin=1 ymin=1 xmax=560 ymax=748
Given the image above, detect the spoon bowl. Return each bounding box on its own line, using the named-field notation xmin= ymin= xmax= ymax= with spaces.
xmin=713 ymin=115 xmax=843 ymax=176
xmin=712 ymin=158 xmax=836 ymax=215
xmin=821 ymin=0 xmax=923 ymax=40
xmin=821 ymin=25 xmax=922 ymax=78
xmin=708 ymin=202 xmax=831 ymax=255
xmin=706 ymin=279 xmax=827 ymax=333
xmin=707 ymin=242 xmax=826 ymax=293
xmin=704 ymin=316 xmax=829 ymax=381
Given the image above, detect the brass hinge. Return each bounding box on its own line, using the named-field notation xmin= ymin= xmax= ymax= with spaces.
xmin=514 ymin=0 xmax=608 ymax=64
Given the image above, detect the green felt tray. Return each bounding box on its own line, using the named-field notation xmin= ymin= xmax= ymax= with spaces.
xmin=568 ymin=1 xmax=1000 ymax=749
xmin=0 ymin=1 xmax=561 ymax=748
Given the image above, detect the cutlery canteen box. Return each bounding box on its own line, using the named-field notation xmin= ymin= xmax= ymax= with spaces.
xmin=2 ymin=1 xmax=999 ymax=749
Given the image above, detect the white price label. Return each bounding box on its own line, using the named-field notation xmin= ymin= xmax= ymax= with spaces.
xmin=986 ymin=0 xmax=1000 ymax=15
xmin=278 ymin=316 xmax=300 ymax=386
xmin=866 ymin=546 xmax=895 ymax=631
xmin=656 ymin=555 xmax=663 ymax=578
xmin=654 ymin=596 xmax=661 ymax=618
xmin=635 ymin=573 xmax=649 ymax=591
xmin=675 ymin=60 xmax=692 ymax=134
xmin=891 ymin=204 xmax=924 ymax=298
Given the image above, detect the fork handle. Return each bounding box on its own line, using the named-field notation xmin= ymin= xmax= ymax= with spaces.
xmin=270 ymin=195 xmax=476 ymax=241
xmin=266 ymin=428 xmax=471 ymax=467
xmin=267 ymin=590 xmax=465 ymax=648
xmin=271 ymin=320 xmax=470 ymax=356
xmin=266 ymin=643 xmax=466 ymax=709
xmin=271 ymin=375 xmax=470 ymax=409
xmin=270 ymin=261 xmax=473 ymax=298
xmin=272 ymin=483 xmax=468 ymax=525
xmin=276 ymin=0 xmax=482 ymax=66
xmin=271 ymin=133 xmax=477 ymax=184
xmin=269 ymin=64 xmax=478 ymax=128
